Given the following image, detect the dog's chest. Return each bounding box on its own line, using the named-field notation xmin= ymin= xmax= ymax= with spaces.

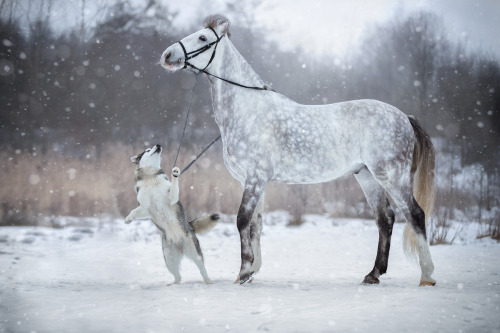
xmin=137 ymin=178 xmax=186 ymax=243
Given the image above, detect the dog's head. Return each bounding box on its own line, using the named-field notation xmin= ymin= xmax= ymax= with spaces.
xmin=130 ymin=144 xmax=162 ymax=169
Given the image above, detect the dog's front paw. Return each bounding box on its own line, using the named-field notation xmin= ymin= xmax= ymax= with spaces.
xmin=172 ymin=167 xmax=180 ymax=178
xmin=124 ymin=215 xmax=134 ymax=224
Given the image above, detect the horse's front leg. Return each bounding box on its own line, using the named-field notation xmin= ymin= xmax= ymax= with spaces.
xmin=236 ymin=180 xmax=265 ymax=284
xmin=250 ymin=193 xmax=264 ymax=274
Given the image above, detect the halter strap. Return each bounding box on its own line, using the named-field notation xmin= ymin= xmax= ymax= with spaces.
xmin=176 ymin=28 xmax=271 ymax=91
xmin=178 ymin=27 xmax=222 ymax=71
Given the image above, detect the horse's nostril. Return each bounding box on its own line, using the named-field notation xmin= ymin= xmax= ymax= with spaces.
xmin=165 ymin=52 xmax=172 ymax=60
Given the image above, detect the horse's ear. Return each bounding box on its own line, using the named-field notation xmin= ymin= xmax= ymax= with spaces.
xmin=204 ymin=14 xmax=231 ymax=37
xmin=217 ymin=20 xmax=230 ymax=37
xmin=214 ymin=16 xmax=231 ymax=37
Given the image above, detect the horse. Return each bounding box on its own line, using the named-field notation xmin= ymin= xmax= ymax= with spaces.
xmin=160 ymin=14 xmax=436 ymax=287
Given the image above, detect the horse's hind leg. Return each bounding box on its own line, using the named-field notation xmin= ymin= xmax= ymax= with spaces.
xmin=388 ymin=190 xmax=436 ymax=286
xmin=369 ymin=167 xmax=436 ymax=286
xmin=355 ymin=167 xmax=395 ymax=284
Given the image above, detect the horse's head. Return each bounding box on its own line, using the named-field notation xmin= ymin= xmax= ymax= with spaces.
xmin=160 ymin=14 xmax=231 ymax=73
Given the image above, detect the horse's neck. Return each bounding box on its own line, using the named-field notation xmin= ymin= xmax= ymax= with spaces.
xmin=207 ymin=38 xmax=265 ymax=120
xmin=212 ymin=38 xmax=264 ymax=88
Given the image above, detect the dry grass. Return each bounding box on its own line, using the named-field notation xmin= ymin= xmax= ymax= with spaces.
xmin=2 ymin=143 xmax=496 ymax=239
xmin=0 ymin=143 xmax=369 ymax=226
xmin=428 ymin=207 xmax=464 ymax=245
xmin=0 ymin=144 xmax=132 ymax=225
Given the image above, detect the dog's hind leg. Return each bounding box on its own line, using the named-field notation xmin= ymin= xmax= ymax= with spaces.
xmin=161 ymin=235 xmax=182 ymax=284
xmin=355 ymin=167 xmax=395 ymax=284
xmin=185 ymin=234 xmax=213 ymax=284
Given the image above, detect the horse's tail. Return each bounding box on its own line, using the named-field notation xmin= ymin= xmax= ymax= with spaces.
xmin=403 ymin=116 xmax=435 ymax=259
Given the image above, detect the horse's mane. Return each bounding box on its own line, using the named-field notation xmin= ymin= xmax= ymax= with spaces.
xmin=203 ymin=14 xmax=231 ymax=38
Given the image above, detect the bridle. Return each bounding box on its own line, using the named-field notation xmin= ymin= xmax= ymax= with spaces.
xmin=176 ymin=27 xmax=271 ymax=91
xmin=178 ymin=27 xmax=223 ymax=72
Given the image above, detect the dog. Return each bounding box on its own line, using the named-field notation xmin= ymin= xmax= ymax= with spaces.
xmin=125 ymin=144 xmax=219 ymax=284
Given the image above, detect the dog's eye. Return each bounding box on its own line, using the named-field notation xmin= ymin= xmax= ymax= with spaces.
xmin=146 ymin=149 xmax=151 ymax=152
xmin=199 ymin=35 xmax=207 ymax=42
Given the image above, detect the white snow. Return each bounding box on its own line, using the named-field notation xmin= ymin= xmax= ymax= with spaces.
xmin=1 ymin=212 xmax=499 ymax=332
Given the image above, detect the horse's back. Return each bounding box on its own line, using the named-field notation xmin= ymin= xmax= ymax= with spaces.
xmin=267 ymin=98 xmax=414 ymax=183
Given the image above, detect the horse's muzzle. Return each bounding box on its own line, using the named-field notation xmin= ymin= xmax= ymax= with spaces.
xmin=160 ymin=46 xmax=184 ymax=71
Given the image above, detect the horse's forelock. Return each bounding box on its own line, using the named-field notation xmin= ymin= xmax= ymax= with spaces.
xmin=203 ymin=14 xmax=231 ymax=38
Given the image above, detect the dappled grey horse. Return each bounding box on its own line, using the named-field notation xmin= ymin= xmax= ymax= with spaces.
xmin=160 ymin=14 xmax=436 ymax=286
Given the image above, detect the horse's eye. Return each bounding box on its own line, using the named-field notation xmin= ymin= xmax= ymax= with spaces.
xmin=199 ymin=35 xmax=207 ymax=42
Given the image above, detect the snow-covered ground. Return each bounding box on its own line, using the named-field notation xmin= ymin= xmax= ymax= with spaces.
xmin=1 ymin=212 xmax=499 ymax=333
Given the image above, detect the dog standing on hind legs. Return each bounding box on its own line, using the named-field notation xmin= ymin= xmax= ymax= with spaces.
xmin=124 ymin=144 xmax=219 ymax=284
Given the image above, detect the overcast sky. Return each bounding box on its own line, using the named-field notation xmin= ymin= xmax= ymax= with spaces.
xmin=11 ymin=0 xmax=500 ymax=59
xmin=168 ymin=0 xmax=500 ymax=58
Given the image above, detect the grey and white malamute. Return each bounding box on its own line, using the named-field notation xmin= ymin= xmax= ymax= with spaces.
xmin=125 ymin=144 xmax=219 ymax=284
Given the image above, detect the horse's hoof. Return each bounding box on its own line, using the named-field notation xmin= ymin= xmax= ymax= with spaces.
xmin=419 ymin=280 xmax=436 ymax=287
xmin=362 ymin=274 xmax=380 ymax=285
xmin=239 ymin=272 xmax=254 ymax=284
xmin=167 ymin=281 xmax=180 ymax=286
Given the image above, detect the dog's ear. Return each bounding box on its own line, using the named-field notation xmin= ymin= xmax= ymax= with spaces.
xmin=130 ymin=151 xmax=145 ymax=164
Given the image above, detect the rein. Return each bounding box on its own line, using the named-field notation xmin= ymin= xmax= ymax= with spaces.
xmin=180 ymin=134 xmax=221 ymax=175
xmin=177 ymin=27 xmax=271 ymax=91
xmin=173 ymin=72 xmax=220 ymax=176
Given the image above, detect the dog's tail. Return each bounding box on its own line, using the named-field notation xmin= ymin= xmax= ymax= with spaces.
xmin=190 ymin=214 xmax=219 ymax=234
